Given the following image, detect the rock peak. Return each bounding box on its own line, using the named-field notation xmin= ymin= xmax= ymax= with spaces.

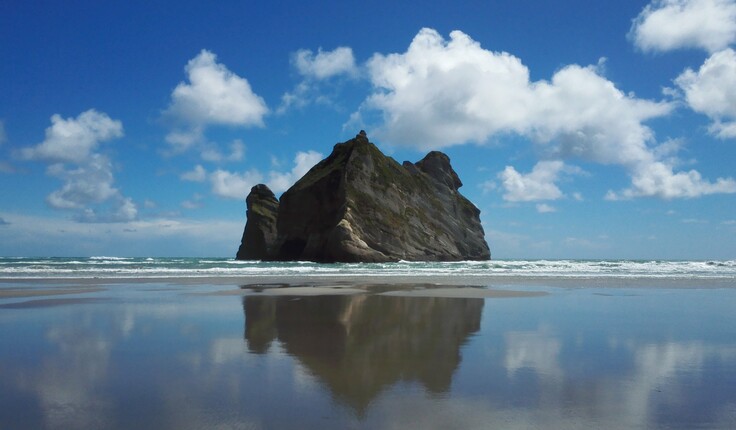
xmin=414 ymin=151 xmax=463 ymax=190
xmin=247 ymin=184 xmax=276 ymax=201
xmin=352 ymin=130 xmax=370 ymax=147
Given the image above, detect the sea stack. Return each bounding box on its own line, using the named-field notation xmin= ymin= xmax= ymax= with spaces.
xmin=236 ymin=131 xmax=490 ymax=262
xmin=235 ymin=184 xmax=279 ymax=260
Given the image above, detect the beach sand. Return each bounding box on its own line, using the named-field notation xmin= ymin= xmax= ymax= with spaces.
xmin=0 ymin=285 xmax=105 ymax=298
xmin=1 ymin=276 xmax=735 ymax=429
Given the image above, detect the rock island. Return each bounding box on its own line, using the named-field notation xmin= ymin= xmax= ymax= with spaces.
xmin=236 ymin=131 xmax=490 ymax=262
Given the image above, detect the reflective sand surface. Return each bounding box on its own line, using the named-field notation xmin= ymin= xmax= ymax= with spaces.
xmin=1 ymin=281 xmax=735 ymax=429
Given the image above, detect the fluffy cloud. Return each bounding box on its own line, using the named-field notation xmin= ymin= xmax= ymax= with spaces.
xmin=46 ymin=155 xmax=119 ymax=209
xmin=713 ymin=121 xmax=736 ymax=137
xmin=293 ymin=47 xmax=358 ymax=80
xmin=22 ymin=110 xmax=137 ymax=222
xmin=180 ymin=165 xmax=207 ymax=182
xmin=497 ymin=161 xmax=571 ymax=202
xmin=164 ymin=127 xmax=204 ymax=153
xmin=165 ymin=50 xmax=268 ymax=152
xmin=267 ymin=150 xmax=323 ymax=193
xmin=22 ymin=110 xmax=123 ymax=163
xmin=209 ymin=169 xmax=264 ymax=200
xmin=360 ymin=28 xmax=734 ymax=199
xmin=45 ymin=157 xmax=138 ymax=223
xmin=167 ymin=50 xmax=268 ymax=127
xmin=200 ymin=139 xmax=246 ymax=162
xmin=278 ymin=47 xmax=357 ymax=113
xmin=362 ymin=29 xmax=671 ymax=156
xmin=608 ymin=161 xmax=736 ymax=199
xmin=675 ymin=48 xmax=736 ymax=138
xmin=206 ymin=150 xmax=324 ymax=199
xmin=629 ymin=0 xmax=736 ymax=53
xmin=536 ymin=203 xmax=556 ymax=213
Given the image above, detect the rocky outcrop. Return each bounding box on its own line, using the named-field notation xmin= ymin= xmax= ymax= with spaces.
xmin=235 ymin=184 xmax=279 ymax=260
xmin=236 ymin=131 xmax=490 ymax=262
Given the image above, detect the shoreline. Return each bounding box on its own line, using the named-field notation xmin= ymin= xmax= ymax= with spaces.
xmin=0 ymin=276 xmax=556 ymax=300
xmin=1 ymin=274 xmax=734 ymax=289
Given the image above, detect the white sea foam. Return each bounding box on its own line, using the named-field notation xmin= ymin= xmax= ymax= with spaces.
xmin=90 ymin=256 xmax=132 ymax=261
xmin=0 ymin=257 xmax=734 ymax=280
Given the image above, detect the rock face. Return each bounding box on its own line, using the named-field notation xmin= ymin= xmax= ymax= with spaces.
xmin=235 ymin=184 xmax=279 ymax=260
xmin=236 ymin=131 xmax=490 ymax=262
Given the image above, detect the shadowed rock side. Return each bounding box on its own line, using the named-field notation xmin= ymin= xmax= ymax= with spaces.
xmin=236 ymin=131 xmax=490 ymax=262
xmin=235 ymin=184 xmax=279 ymax=260
xmin=243 ymin=294 xmax=484 ymax=415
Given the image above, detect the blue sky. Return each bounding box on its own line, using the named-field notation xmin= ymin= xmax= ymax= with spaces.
xmin=1 ymin=0 xmax=735 ymax=259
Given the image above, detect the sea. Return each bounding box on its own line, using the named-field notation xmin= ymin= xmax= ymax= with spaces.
xmin=1 ymin=256 xmax=735 ymax=280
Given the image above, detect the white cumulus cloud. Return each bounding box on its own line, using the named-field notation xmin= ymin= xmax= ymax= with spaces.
xmin=536 ymin=203 xmax=556 ymax=213
xmin=180 ymin=165 xmax=207 ymax=182
xmin=362 ymin=29 xmax=671 ymax=157
xmin=498 ymin=161 xmax=573 ymax=202
xmin=294 ymin=47 xmax=358 ymax=80
xmin=675 ymin=48 xmax=736 ymax=138
xmin=209 ymin=169 xmax=264 ymax=200
xmin=22 ymin=110 xmax=123 ymax=163
xmin=164 ymin=50 xmax=268 ymax=153
xmin=360 ymin=28 xmax=735 ymax=200
xmin=207 ymin=150 xmax=324 ymax=199
xmin=279 ymin=47 xmax=358 ymax=114
xmin=267 ymin=150 xmax=323 ymax=193
xmin=200 ymin=139 xmax=246 ymax=162
xmin=608 ymin=161 xmax=736 ymax=199
xmin=167 ymin=49 xmax=268 ymax=127
xmin=46 ymin=155 xmax=120 ymax=209
xmin=45 ymin=157 xmax=138 ymax=223
xmin=89 ymin=196 xmax=138 ymax=223
xmin=629 ymin=0 xmax=736 ymax=53
xmin=164 ymin=126 xmax=204 ymax=153
xmin=21 ymin=110 xmax=137 ymax=222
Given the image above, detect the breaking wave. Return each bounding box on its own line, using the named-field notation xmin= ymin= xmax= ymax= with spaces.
xmin=0 ymin=257 xmax=734 ymax=280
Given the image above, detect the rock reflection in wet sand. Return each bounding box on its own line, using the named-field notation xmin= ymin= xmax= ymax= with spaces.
xmin=243 ymin=293 xmax=483 ymax=414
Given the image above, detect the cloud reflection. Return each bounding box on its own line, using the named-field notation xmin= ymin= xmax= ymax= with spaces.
xmin=504 ymin=328 xmax=562 ymax=379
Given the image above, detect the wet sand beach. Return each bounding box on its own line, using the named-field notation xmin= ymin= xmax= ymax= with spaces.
xmin=1 ymin=276 xmax=735 ymax=429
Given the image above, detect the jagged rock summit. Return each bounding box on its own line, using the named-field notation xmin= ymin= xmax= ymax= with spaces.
xmin=236 ymin=131 xmax=490 ymax=262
